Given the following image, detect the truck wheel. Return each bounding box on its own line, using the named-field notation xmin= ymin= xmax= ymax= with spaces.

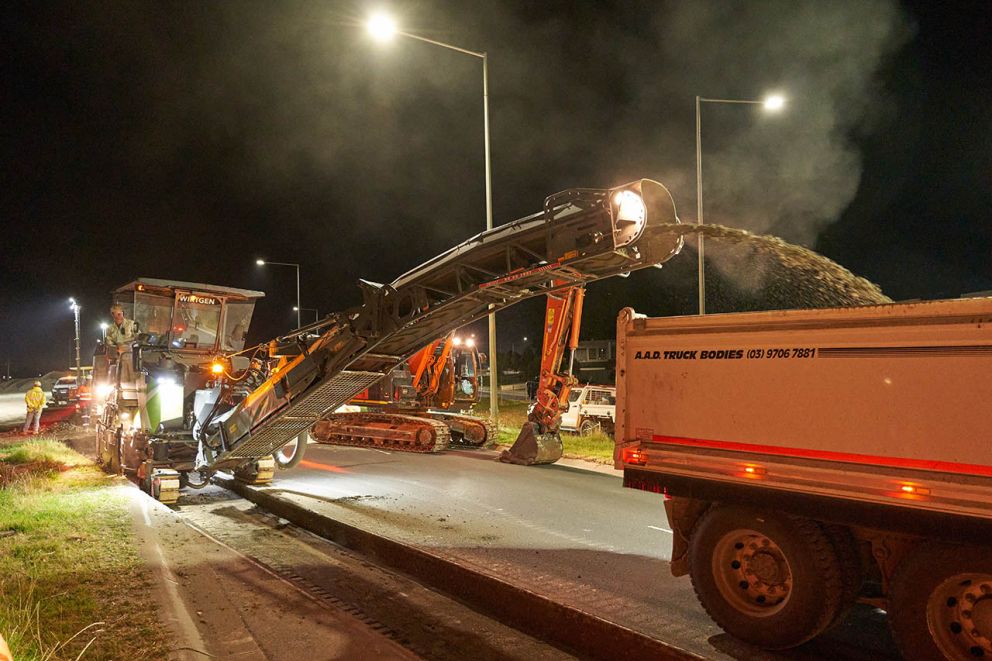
xmin=888 ymin=542 xmax=992 ymax=661
xmin=578 ymin=419 xmax=599 ymax=436
xmin=688 ymin=505 xmax=845 ymax=649
xmin=823 ymin=524 xmax=865 ymax=628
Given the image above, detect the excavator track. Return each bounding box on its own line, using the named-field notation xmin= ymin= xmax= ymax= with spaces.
xmin=312 ymin=412 xmax=450 ymax=453
xmin=428 ymin=412 xmax=497 ymax=448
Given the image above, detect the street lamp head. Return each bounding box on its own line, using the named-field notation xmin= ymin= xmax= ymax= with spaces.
xmin=293 ymin=306 xmax=300 ymax=311
xmin=367 ymin=12 xmax=397 ymax=42
xmin=763 ymin=94 xmax=786 ymax=112
xmin=255 ymin=259 xmax=266 ymax=266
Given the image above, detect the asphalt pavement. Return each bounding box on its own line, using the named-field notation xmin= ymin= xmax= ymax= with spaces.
xmin=250 ymin=443 xmax=897 ymax=660
xmin=0 ymin=394 xmax=25 ymax=428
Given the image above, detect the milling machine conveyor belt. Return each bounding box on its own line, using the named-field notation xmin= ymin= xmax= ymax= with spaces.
xmin=225 ymin=371 xmax=384 ymax=460
xmin=198 ymin=178 xmax=684 ymax=471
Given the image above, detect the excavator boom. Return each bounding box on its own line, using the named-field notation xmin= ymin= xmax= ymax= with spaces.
xmin=197 ymin=179 xmax=683 ymax=472
xmin=499 ymin=283 xmax=585 ymax=465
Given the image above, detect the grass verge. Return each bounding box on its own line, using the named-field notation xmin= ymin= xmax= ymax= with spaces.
xmin=476 ymin=397 xmax=615 ymax=464
xmin=0 ymin=436 xmax=168 ymax=660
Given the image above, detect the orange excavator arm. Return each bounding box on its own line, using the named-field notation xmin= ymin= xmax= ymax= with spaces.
xmin=500 ymin=282 xmax=585 ymax=465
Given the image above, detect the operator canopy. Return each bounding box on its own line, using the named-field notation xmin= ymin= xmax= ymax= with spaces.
xmin=111 ymin=278 xmax=265 ymax=354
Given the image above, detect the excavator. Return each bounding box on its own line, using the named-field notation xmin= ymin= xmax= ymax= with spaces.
xmin=312 ymin=332 xmax=494 ymax=452
xmin=96 ymin=179 xmax=684 ymax=503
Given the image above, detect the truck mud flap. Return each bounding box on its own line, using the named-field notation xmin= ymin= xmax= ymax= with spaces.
xmin=499 ymin=422 xmax=563 ymax=465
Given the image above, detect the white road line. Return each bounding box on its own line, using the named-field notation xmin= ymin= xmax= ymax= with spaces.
xmin=141 ymin=497 xmax=152 ymax=527
xmin=648 ymin=525 xmax=673 ymax=534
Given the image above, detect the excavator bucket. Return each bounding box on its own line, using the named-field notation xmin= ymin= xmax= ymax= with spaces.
xmin=500 ymin=422 xmax=563 ymax=465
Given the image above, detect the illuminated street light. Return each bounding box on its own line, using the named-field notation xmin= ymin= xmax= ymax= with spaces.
xmin=68 ymin=298 xmax=81 ymax=378
xmin=763 ymin=94 xmax=786 ymax=111
xmin=365 ymin=12 xmax=499 ymax=425
xmin=695 ymin=93 xmax=786 ymax=315
xmin=256 ymin=259 xmax=302 ymax=328
xmin=366 ymin=12 xmax=397 ymax=41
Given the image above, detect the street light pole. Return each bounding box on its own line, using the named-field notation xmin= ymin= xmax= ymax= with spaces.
xmin=695 ymin=95 xmax=705 ymax=316
xmin=694 ymin=94 xmax=785 ymax=315
xmin=69 ymin=298 xmax=81 ymax=378
xmin=366 ymin=16 xmax=498 ymax=425
xmin=257 ymin=260 xmax=302 ymax=328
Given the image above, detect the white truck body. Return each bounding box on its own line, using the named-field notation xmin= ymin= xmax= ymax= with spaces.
xmin=560 ymin=385 xmax=616 ymax=434
xmin=614 ymin=298 xmax=992 ymax=658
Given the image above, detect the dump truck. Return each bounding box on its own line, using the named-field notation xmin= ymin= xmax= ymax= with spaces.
xmin=613 ymin=299 xmax=992 ymax=660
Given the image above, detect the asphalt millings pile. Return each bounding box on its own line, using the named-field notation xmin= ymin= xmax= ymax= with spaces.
xmin=663 ymin=223 xmax=892 ymax=311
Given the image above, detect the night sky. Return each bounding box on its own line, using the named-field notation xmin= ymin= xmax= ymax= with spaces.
xmin=2 ymin=1 xmax=990 ymax=375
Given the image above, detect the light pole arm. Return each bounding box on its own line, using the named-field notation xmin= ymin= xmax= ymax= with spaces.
xmin=397 ymin=30 xmax=485 ymax=59
xmin=697 ymin=97 xmax=766 ymax=105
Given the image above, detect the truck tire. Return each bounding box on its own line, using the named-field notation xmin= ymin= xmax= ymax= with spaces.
xmin=578 ymin=418 xmax=599 ymax=436
xmin=888 ymin=542 xmax=992 ymax=661
xmin=688 ymin=504 xmax=845 ymax=649
xmin=822 ymin=524 xmax=865 ymax=628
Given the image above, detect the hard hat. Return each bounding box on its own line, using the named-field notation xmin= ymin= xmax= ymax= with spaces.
xmin=33 ymin=380 xmax=41 ymax=387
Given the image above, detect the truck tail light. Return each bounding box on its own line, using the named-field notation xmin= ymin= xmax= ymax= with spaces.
xmin=742 ymin=464 xmax=767 ymax=477
xmin=899 ymin=483 xmax=931 ymax=496
xmin=623 ymin=448 xmax=648 ymax=466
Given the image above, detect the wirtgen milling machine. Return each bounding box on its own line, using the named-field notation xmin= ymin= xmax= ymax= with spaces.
xmin=99 ymin=179 xmax=684 ymax=503
xmin=92 ymin=279 xmax=267 ymax=504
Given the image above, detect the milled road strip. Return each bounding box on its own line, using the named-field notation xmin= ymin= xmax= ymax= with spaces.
xmin=216 ymin=476 xmax=699 ymax=661
xmin=133 ymin=485 xmax=419 ymax=660
xmin=176 ymin=486 xmax=573 ymax=660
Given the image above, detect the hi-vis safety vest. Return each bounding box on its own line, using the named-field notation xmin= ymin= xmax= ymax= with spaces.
xmin=25 ymin=386 xmax=46 ymax=411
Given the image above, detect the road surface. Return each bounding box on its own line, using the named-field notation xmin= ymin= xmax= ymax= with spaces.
xmin=246 ymin=443 xmax=896 ymax=660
